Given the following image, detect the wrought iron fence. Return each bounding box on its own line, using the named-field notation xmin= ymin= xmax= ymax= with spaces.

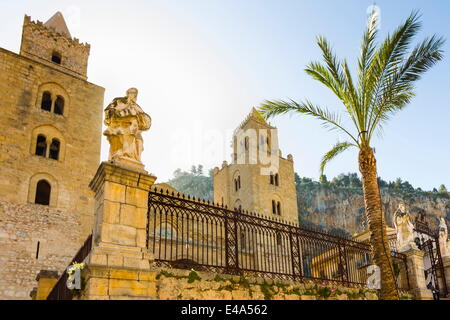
xmin=47 ymin=233 xmax=93 ymax=300
xmin=147 ymin=188 xmax=410 ymax=290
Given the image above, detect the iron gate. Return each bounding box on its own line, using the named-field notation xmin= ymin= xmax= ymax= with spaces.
xmin=414 ymin=213 xmax=448 ymax=297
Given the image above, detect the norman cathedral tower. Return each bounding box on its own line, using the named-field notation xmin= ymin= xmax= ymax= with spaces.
xmin=0 ymin=12 xmax=104 ymax=299
xmin=213 ymin=108 xmax=299 ymax=225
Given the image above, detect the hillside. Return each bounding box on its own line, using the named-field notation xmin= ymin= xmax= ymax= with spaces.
xmin=166 ymin=166 xmax=450 ymax=236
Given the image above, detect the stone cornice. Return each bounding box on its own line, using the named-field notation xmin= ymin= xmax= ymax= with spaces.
xmin=89 ymin=161 xmax=157 ymax=194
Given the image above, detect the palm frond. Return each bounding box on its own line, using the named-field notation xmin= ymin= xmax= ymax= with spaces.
xmin=367 ymin=34 xmax=445 ymax=138
xmin=313 ymin=37 xmax=361 ymax=130
xmin=305 ymin=61 xmax=343 ymax=98
xmin=358 ymin=8 xmax=379 ymax=130
xmin=320 ymin=141 xmax=356 ymax=175
xmin=259 ymin=99 xmax=359 ymax=145
xmin=365 ymin=11 xmax=422 ymax=136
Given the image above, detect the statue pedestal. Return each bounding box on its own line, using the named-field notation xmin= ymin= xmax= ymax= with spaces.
xmin=443 ymin=256 xmax=450 ymax=295
xmin=404 ymin=248 xmax=433 ymax=300
xmin=88 ymin=161 xmax=156 ymax=255
xmin=82 ymin=162 xmax=158 ymax=299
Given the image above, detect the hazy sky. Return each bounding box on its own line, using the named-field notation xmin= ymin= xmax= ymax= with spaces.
xmin=1 ymin=0 xmax=449 ymax=190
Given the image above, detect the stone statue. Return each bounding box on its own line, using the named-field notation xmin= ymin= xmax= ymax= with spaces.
xmin=393 ymin=202 xmax=418 ymax=252
xmin=103 ymin=88 xmax=151 ymax=169
xmin=438 ymin=217 xmax=449 ymax=257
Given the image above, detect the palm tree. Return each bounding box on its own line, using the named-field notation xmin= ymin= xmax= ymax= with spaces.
xmin=259 ymin=10 xmax=444 ymax=300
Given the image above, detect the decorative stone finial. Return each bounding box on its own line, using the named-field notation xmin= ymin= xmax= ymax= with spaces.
xmin=103 ymin=88 xmax=151 ymax=171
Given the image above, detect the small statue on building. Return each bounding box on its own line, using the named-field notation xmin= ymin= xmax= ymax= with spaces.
xmin=438 ymin=217 xmax=449 ymax=257
xmin=103 ymin=88 xmax=151 ymax=169
xmin=393 ymin=202 xmax=418 ymax=252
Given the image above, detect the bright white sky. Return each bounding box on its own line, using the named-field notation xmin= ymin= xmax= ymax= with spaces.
xmin=1 ymin=0 xmax=449 ymax=190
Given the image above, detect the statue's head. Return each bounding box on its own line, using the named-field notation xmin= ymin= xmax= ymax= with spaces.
xmin=126 ymin=88 xmax=138 ymax=103
xmin=398 ymin=202 xmax=406 ymax=214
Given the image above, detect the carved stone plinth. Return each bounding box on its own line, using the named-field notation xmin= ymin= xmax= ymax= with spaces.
xmin=404 ymin=249 xmax=433 ymax=300
xmin=89 ymin=161 xmax=156 ymax=250
xmin=443 ymin=256 xmax=450 ymax=295
xmin=82 ymin=161 xmax=158 ymax=299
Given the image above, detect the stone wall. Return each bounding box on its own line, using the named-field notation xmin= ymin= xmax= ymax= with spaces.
xmin=0 ymin=23 xmax=104 ymax=299
xmin=0 ymin=201 xmax=83 ymax=299
xmin=0 ymin=48 xmax=104 ymax=235
xmin=79 ymin=265 xmax=414 ymax=300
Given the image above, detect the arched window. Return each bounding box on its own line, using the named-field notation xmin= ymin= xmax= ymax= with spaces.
xmin=35 ymin=180 xmax=51 ymax=206
xmin=272 ymin=200 xmax=281 ymax=215
xmin=49 ymin=139 xmax=60 ymax=160
xmin=41 ymin=91 xmax=52 ymax=111
xmin=270 ymin=174 xmax=274 ymax=185
xmin=234 ymin=175 xmax=241 ymax=191
xmin=276 ymin=233 xmax=282 ymax=246
xmin=275 ymin=174 xmax=279 ymax=186
xmin=51 ymin=51 xmax=62 ymax=64
xmin=35 ymin=135 xmax=47 ymax=157
xmin=244 ymin=137 xmax=249 ymax=151
xmin=54 ymin=96 xmax=64 ymax=115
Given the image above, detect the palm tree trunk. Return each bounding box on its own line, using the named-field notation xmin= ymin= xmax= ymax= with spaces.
xmin=358 ymin=146 xmax=399 ymax=300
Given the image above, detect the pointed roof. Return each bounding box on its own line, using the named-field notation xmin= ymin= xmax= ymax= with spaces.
xmin=44 ymin=11 xmax=71 ymax=37
xmin=249 ymin=107 xmax=268 ymax=124
xmin=238 ymin=107 xmax=274 ymax=130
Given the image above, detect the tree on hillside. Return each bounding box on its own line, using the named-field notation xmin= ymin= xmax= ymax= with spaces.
xmin=319 ymin=174 xmax=328 ymax=184
xmin=259 ymin=10 xmax=444 ymax=299
xmin=439 ymin=184 xmax=448 ymax=194
xmin=167 ymin=165 xmax=213 ymax=201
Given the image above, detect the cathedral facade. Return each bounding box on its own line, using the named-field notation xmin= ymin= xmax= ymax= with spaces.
xmin=213 ymin=108 xmax=299 ymax=225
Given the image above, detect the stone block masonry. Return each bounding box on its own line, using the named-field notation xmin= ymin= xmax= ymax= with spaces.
xmin=0 ymin=201 xmax=82 ymax=299
xmin=0 ymin=12 xmax=104 ymax=300
xmin=78 ymin=266 xmax=414 ymax=300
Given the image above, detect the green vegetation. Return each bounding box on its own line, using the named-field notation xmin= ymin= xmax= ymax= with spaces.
xmin=166 ymin=165 xmax=449 ymax=203
xmin=166 ymin=165 xmax=213 ymax=201
xmin=165 ymin=165 xmax=449 ymax=237
xmin=187 ymin=270 xmax=202 ymax=283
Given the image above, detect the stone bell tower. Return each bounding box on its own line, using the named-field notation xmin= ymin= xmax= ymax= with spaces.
xmin=0 ymin=12 xmax=104 ymax=299
xmin=213 ymin=108 xmax=299 ymax=225
xmin=20 ymin=12 xmax=90 ymax=80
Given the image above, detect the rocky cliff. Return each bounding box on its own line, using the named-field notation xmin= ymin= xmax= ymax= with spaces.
xmin=298 ymin=182 xmax=450 ymax=236
xmin=166 ymin=167 xmax=450 ymax=237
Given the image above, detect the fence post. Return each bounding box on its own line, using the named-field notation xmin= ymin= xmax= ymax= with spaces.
xmin=338 ymin=241 xmax=349 ymax=285
xmin=224 ymin=209 xmax=239 ymax=274
xmin=289 ymin=228 xmax=302 ymax=281
xmin=404 ymin=248 xmax=433 ymax=300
